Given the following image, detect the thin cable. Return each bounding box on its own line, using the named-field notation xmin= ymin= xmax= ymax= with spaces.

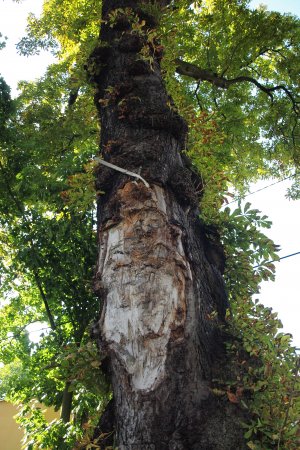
xmin=276 ymin=251 xmax=300 ymax=262
xmin=254 ymin=251 xmax=300 ymax=268
xmin=227 ymin=175 xmax=295 ymax=205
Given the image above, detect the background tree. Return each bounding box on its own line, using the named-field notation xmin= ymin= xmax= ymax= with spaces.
xmin=0 ymin=0 xmax=299 ymax=449
xmin=0 ymin=60 xmax=108 ymax=447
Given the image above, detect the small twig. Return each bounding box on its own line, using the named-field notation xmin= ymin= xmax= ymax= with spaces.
xmin=193 ymin=81 xmax=203 ymax=110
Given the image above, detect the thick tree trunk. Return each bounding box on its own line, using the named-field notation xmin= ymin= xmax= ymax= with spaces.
xmin=90 ymin=1 xmax=248 ymax=448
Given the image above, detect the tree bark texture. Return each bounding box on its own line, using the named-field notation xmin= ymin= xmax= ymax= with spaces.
xmin=60 ymin=382 xmax=73 ymax=423
xmin=90 ymin=1 xmax=248 ymax=448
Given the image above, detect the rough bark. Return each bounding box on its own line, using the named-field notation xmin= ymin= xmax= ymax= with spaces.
xmin=60 ymin=382 xmax=73 ymax=423
xmin=90 ymin=1 xmax=248 ymax=448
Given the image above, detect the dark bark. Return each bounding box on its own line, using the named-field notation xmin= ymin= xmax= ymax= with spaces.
xmin=90 ymin=1 xmax=248 ymax=448
xmin=60 ymin=381 xmax=73 ymax=423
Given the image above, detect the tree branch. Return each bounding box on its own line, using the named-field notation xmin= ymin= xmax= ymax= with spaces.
xmin=175 ymin=58 xmax=300 ymax=113
xmin=0 ymin=161 xmax=57 ymax=331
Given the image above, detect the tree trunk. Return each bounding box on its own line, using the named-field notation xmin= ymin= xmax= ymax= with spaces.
xmin=61 ymin=381 xmax=73 ymax=423
xmin=90 ymin=1 xmax=248 ymax=448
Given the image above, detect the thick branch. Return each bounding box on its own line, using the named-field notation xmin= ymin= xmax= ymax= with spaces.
xmin=175 ymin=58 xmax=299 ymax=113
xmin=175 ymin=58 xmax=228 ymax=88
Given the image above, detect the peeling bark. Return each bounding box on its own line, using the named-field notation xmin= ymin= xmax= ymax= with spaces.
xmin=90 ymin=1 xmax=248 ymax=448
xmin=98 ymin=182 xmax=192 ymax=392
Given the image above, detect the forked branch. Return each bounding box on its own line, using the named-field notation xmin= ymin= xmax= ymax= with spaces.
xmin=175 ymin=58 xmax=300 ymax=114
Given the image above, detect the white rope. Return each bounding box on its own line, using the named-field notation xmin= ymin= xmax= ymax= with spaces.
xmin=95 ymin=158 xmax=150 ymax=188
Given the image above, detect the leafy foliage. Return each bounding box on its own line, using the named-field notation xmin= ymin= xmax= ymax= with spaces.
xmin=0 ymin=41 xmax=105 ymax=448
xmin=161 ymin=0 xmax=300 ymax=203
xmin=216 ymin=204 xmax=300 ymax=448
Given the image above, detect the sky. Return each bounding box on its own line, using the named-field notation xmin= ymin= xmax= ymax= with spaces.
xmin=0 ymin=0 xmax=299 ymax=346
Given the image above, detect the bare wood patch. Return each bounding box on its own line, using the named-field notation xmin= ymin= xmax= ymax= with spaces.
xmin=97 ymin=182 xmax=192 ymax=391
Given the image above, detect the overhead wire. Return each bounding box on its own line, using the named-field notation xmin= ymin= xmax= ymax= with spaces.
xmin=224 ymin=175 xmax=300 ymax=267
xmin=254 ymin=251 xmax=300 ymax=268
xmin=226 ymin=174 xmax=295 ymax=205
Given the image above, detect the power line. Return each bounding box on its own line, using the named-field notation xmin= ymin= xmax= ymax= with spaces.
xmin=277 ymin=251 xmax=300 ymax=262
xmin=254 ymin=251 xmax=300 ymax=268
xmin=227 ymin=175 xmax=295 ymax=205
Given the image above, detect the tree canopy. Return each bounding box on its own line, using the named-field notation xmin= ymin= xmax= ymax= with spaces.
xmin=0 ymin=1 xmax=299 ymax=449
